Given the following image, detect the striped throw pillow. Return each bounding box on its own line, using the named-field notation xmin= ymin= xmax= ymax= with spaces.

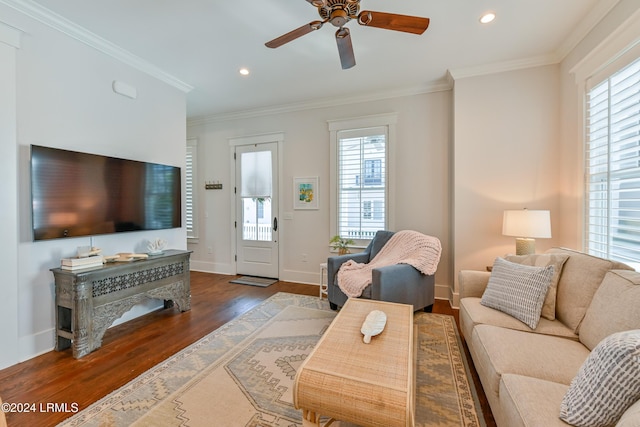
xmin=480 ymin=257 xmax=554 ymax=329
xmin=560 ymin=330 xmax=640 ymax=427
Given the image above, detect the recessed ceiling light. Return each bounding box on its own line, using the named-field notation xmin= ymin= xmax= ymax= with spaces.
xmin=479 ymin=12 xmax=496 ymax=24
xmin=239 ymin=68 xmax=250 ymax=76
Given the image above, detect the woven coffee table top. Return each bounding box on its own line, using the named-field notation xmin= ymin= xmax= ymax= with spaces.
xmin=294 ymin=298 xmax=414 ymax=427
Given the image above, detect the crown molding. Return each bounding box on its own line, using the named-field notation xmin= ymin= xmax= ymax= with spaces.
xmin=187 ymin=80 xmax=451 ymax=127
xmin=0 ymin=20 xmax=23 ymax=48
xmin=448 ymin=0 xmax=620 ymax=82
xmin=555 ymin=0 xmax=621 ymax=61
xmin=0 ymin=0 xmax=193 ymax=93
xmin=569 ymin=5 xmax=640 ymax=83
xmin=448 ymin=54 xmax=561 ymax=81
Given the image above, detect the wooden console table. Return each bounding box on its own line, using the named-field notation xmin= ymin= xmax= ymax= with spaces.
xmin=51 ymin=249 xmax=191 ymax=358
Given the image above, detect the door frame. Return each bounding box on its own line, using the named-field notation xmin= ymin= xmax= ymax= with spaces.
xmin=229 ymin=132 xmax=284 ymax=276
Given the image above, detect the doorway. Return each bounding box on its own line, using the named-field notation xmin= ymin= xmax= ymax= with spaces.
xmin=234 ymin=141 xmax=279 ymax=278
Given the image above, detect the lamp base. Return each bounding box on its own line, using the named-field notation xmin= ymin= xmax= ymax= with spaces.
xmin=515 ymin=238 xmax=536 ymax=255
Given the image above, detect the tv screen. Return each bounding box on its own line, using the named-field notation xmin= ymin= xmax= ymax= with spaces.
xmin=31 ymin=145 xmax=181 ymax=241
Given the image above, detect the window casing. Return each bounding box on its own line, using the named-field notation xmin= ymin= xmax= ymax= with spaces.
xmin=186 ymin=139 xmax=198 ymax=239
xmin=330 ymin=113 xmax=396 ymax=248
xmin=585 ymin=56 xmax=640 ymax=264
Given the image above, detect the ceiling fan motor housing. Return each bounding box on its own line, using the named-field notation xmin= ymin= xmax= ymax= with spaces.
xmin=318 ymin=0 xmax=360 ymax=26
xmin=267 ymin=0 xmax=429 ymax=70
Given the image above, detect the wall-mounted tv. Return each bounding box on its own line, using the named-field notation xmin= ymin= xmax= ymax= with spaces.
xmin=31 ymin=145 xmax=181 ymax=241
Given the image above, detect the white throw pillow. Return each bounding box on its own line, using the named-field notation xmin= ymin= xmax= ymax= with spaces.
xmin=480 ymin=257 xmax=554 ymax=329
xmin=560 ymin=329 xmax=640 ymax=427
xmin=505 ymin=253 xmax=569 ymax=320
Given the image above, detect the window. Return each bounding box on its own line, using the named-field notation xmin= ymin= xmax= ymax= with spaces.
xmin=330 ymin=114 xmax=396 ymax=246
xmin=337 ymin=130 xmax=386 ymax=241
xmin=186 ymin=139 xmax=198 ymax=239
xmin=585 ymin=56 xmax=640 ymax=264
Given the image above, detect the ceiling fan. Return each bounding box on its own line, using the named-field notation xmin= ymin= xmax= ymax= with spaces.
xmin=265 ymin=0 xmax=430 ymax=70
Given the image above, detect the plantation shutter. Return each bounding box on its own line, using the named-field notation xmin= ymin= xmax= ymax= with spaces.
xmin=337 ymin=127 xmax=387 ymax=241
xmin=586 ymin=56 xmax=640 ymax=263
xmin=185 ymin=140 xmax=197 ymax=239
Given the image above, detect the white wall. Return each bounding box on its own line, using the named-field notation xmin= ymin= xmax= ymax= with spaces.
xmin=187 ymin=90 xmax=453 ymax=299
xmin=451 ymin=65 xmax=563 ymax=302
xmin=1 ymin=4 xmax=187 ymax=368
xmin=0 ymin=21 xmax=21 ymax=369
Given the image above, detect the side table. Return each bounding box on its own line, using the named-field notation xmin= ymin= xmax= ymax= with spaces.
xmin=319 ymin=262 xmax=328 ymax=299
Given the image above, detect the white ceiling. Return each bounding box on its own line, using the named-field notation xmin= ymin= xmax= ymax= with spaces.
xmin=27 ymin=0 xmax=615 ymax=119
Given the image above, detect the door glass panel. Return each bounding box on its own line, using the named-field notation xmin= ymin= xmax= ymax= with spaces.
xmin=240 ymin=150 xmax=273 ymax=242
xmin=242 ymin=197 xmax=272 ymax=241
xmin=240 ymin=151 xmax=272 ymax=198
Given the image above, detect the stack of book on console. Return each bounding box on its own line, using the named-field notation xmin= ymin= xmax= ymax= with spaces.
xmin=60 ymin=255 xmax=104 ymax=271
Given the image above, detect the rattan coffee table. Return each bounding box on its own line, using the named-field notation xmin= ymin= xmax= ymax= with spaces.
xmin=294 ymin=298 xmax=415 ymax=427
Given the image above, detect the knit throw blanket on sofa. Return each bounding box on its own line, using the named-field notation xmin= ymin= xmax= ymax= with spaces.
xmin=337 ymin=230 xmax=442 ymax=298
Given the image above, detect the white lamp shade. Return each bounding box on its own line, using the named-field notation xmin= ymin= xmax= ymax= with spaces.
xmin=502 ymin=210 xmax=551 ymax=238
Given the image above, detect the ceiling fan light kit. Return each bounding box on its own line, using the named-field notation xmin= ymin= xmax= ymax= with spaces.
xmin=265 ymin=0 xmax=430 ymax=70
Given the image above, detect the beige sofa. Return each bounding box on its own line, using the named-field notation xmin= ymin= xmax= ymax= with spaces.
xmin=459 ymin=247 xmax=640 ymax=427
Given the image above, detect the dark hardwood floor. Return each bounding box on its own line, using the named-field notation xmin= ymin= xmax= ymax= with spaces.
xmin=0 ymin=271 xmax=496 ymax=426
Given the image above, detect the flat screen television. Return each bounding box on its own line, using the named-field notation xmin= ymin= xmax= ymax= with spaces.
xmin=31 ymin=145 xmax=181 ymax=241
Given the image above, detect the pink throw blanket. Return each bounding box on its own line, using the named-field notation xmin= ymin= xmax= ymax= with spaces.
xmin=337 ymin=230 xmax=442 ymax=298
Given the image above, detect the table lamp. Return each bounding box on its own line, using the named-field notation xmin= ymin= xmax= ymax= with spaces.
xmin=502 ymin=209 xmax=551 ymax=255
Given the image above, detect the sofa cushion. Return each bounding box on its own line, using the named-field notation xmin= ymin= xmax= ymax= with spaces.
xmin=618 ymin=399 xmax=640 ymax=427
xmin=469 ymin=325 xmax=590 ymax=405
xmin=545 ymin=248 xmax=633 ymax=334
xmin=458 ymin=270 xmax=492 ymax=299
xmin=580 ymin=270 xmax=640 ymax=350
xmin=460 ymin=297 xmax=578 ymax=342
xmin=560 ymin=329 xmax=640 ymax=427
xmin=499 ymin=374 xmax=570 ymax=427
xmin=505 ymin=253 xmax=569 ymax=320
xmin=481 ymin=257 xmax=554 ymax=329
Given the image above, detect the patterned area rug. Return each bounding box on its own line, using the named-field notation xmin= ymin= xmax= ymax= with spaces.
xmin=57 ymin=293 xmax=485 ymax=427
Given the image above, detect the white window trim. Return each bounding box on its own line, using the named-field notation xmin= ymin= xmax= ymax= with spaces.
xmin=571 ymin=9 xmax=640 ymax=258
xmin=329 ymin=113 xmax=397 ymax=248
xmin=186 ymin=138 xmax=198 ymax=241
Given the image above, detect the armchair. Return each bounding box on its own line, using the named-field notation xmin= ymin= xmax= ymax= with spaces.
xmin=327 ymin=230 xmax=436 ymax=312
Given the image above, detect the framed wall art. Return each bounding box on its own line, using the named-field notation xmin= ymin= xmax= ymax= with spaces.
xmin=293 ymin=176 xmax=319 ymax=210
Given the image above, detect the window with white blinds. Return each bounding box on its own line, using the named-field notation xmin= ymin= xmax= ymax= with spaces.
xmin=186 ymin=139 xmax=198 ymax=239
xmin=585 ymin=56 xmax=640 ymax=264
xmin=336 ymin=126 xmax=388 ymax=242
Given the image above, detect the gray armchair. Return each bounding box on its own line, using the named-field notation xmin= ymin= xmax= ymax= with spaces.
xmin=327 ymin=230 xmax=435 ymax=312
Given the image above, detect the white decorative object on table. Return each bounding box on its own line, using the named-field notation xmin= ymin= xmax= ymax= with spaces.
xmin=147 ymin=238 xmax=167 ymax=255
xmin=104 ymin=253 xmax=149 ymax=262
xmin=361 ymin=310 xmax=387 ymax=344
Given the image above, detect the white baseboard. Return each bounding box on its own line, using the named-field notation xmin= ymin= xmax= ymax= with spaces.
xmin=279 ymin=268 xmax=320 ymax=285
xmin=19 ymin=328 xmax=55 ymax=363
xmin=190 ymin=260 xmax=234 ymax=275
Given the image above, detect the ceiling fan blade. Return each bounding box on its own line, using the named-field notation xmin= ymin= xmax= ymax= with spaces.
xmin=305 ymin=0 xmax=326 ymax=6
xmin=335 ymin=27 xmax=355 ymax=70
xmin=265 ymin=21 xmax=323 ymax=48
xmin=358 ymin=11 xmax=430 ymax=35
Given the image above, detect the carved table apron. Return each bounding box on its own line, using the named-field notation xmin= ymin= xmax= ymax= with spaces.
xmin=51 ymin=249 xmax=191 ymax=359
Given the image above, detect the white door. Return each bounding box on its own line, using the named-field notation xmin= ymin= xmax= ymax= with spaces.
xmin=235 ymin=142 xmax=279 ymax=278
